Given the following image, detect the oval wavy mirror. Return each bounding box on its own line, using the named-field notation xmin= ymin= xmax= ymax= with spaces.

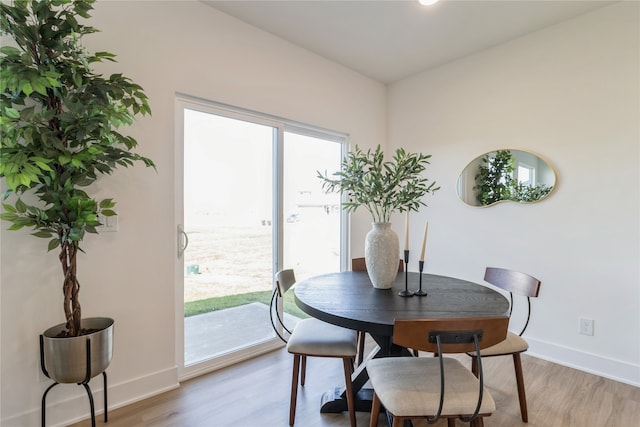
xmin=457 ymin=149 xmax=556 ymax=207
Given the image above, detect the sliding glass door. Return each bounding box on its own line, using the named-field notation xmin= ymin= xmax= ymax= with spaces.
xmin=176 ymin=96 xmax=345 ymax=379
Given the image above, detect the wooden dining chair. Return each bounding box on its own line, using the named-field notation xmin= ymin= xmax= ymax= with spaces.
xmin=351 ymin=257 xmax=405 ymax=365
xmin=468 ymin=267 xmax=542 ymax=422
xmin=367 ymin=316 xmax=509 ymax=427
xmin=270 ymin=269 xmax=357 ymax=427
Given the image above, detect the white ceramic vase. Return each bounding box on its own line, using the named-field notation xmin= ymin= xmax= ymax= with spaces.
xmin=364 ymin=222 xmax=399 ymax=289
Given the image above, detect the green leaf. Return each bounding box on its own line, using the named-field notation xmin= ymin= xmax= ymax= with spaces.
xmin=68 ymin=228 xmax=83 ymax=241
xmin=47 ymin=238 xmax=60 ymax=251
xmin=99 ymin=198 xmax=115 ymax=209
xmin=58 ymin=155 xmax=71 ymax=165
xmin=0 ymin=212 xmax=18 ymax=221
xmin=33 ymin=160 xmax=54 ymax=172
xmin=4 ymin=176 xmax=20 ymax=193
xmin=15 ymin=198 xmax=27 ymax=213
xmin=2 ymin=204 xmax=17 ymax=214
xmin=72 ymin=72 xmax=82 ymax=87
xmin=31 ymin=79 xmax=47 ymax=96
xmin=18 ymin=173 xmax=32 ymax=186
xmin=4 ymin=108 xmax=20 ymax=119
xmin=32 ymin=231 xmax=53 ymax=238
xmin=0 ymin=46 xmax=21 ymax=56
xmin=21 ymin=82 xmax=33 ymax=96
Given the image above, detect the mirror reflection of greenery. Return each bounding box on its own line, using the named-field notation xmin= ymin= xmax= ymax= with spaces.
xmin=474 ymin=150 xmax=552 ymax=205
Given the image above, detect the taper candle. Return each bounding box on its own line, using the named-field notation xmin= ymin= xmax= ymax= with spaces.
xmin=405 ymin=212 xmax=410 ymax=250
xmin=420 ymin=221 xmax=429 ymax=261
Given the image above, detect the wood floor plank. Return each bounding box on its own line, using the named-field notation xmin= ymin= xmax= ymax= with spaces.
xmin=68 ymin=346 xmax=640 ymax=427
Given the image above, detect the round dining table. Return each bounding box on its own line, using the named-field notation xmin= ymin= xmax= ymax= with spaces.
xmin=293 ymin=270 xmax=510 ymax=414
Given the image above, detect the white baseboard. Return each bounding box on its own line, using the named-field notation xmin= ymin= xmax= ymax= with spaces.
xmin=1 ymin=366 xmax=179 ymax=427
xmin=527 ymin=337 xmax=640 ymax=387
xmin=179 ymin=339 xmax=283 ymax=382
xmin=3 ymin=341 xmax=284 ymax=427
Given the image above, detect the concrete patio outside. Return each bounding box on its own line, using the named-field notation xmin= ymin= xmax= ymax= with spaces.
xmin=184 ymin=302 xmax=300 ymax=365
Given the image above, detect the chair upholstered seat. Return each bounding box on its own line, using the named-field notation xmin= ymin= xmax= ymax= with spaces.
xmin=367 ymin=357 xmax=496 ymax=417
xmin=474 ymin=330 xmax=528 ymax=356
xmin=287 ymin=318 xmax=357 ymax=357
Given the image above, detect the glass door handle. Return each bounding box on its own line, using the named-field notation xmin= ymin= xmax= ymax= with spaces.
xmin=177 ymin=225 xmax=189 ymax=258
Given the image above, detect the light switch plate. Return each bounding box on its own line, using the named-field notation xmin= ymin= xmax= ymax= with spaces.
xmin=97 ymin=213 xmax=118 ymax=232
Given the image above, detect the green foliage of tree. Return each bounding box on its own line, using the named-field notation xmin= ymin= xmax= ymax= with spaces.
xmin=474 ymin=150 xmax=552 ymax=205
xmin=0 ymin=0 xmax=154 ymax=336
xmin=474 ymin=149 xmax=515 ymax=206
xmin=317 ymin=145 xmax=439 ymax=223
xmin=512 ymin=181 xmax=553 ymax=203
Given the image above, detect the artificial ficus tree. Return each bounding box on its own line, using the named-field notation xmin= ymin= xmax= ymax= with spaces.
xmin=0 ymin=0 xmax=154 ymax=336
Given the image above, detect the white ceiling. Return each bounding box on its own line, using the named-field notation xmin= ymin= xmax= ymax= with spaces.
xmin=204 ymin=0 xmax=616 ymax=84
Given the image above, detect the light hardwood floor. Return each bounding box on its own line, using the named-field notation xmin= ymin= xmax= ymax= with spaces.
xmin=69 ymin=345 xmax=640 ymax=427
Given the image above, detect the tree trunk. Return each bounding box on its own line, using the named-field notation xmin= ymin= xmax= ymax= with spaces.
xmin=59 ymin=241 xmax=81 ymax=337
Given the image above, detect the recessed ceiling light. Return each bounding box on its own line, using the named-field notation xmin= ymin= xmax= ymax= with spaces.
xmin=418 ymin=0 xmax=439 ymax=6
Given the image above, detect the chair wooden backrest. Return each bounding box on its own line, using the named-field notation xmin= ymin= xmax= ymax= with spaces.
xmin=393 ymin=317 xmax=509 ymax=354
xmin=484 ymin=267 xmax=541 ymax=335
xmin=351 ymin=257 xmax=404 ymax=273
xmin=270 ymin=269 xmax=297 ymax=343
xmin=484 ymin=267 xmax=540 ymax=298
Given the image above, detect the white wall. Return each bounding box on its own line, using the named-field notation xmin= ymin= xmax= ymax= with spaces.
xmin=388 ymin=2 xmax=639 ymax=385
xmin=0 ymin=1 xmax=386 ymax=425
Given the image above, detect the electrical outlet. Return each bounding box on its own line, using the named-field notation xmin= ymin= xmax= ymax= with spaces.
xmin=579 ymin=317 xmax=594 ymax=336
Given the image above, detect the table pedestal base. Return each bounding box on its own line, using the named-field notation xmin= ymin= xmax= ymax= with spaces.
xmin=319 ymin=340 xmax=415 ymax=426
xmin=320 ymin=387 xmax=412 ymax=426
xmin=320 ymin=387 xmax=373 ymax=413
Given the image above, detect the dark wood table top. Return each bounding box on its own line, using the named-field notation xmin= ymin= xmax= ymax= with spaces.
xmin=294 ymin=271 xmax=510 ymax=337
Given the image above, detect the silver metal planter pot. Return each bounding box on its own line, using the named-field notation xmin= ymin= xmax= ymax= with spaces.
xmin=41 ymin=317 xmax=114 ymax=384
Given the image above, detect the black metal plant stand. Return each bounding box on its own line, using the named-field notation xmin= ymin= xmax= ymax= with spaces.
xmin=40 ymin=335 xmax=108 ymax=427
xmin=414 ymin=260 xmax=428 ymax=296
xmin=399 ymin=250 xmax=414 ymax=297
